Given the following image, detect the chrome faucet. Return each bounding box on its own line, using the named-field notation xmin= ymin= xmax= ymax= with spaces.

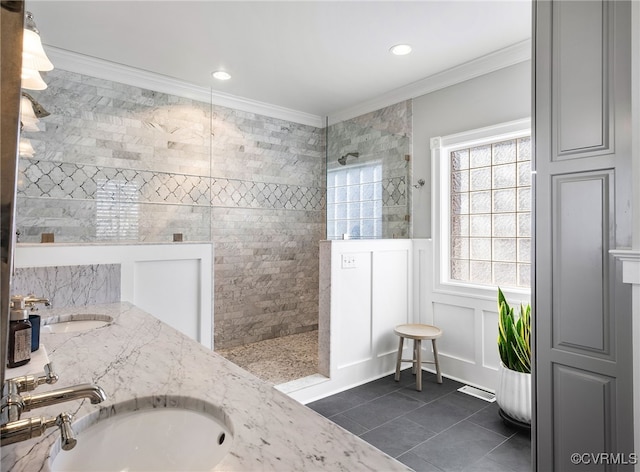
xmin=9 ymin=294 xmax=52 ymax=314
xmin=1 ymin=412 xmax=77 ymax=450
xmin=0 ymin=362 xmax=106 ymax=450
xmin=21 ymin=383 xmax=106 ymax=412
xmin=22 ymin=295 xmax=52 ymax=309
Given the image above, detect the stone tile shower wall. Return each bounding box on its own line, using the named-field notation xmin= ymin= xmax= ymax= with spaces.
xmin=327 ymin=100 xmax=412 ymax=239
xmin=18 ymin=69 xmax=325 ymax=350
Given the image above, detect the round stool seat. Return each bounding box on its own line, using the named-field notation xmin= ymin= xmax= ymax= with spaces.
xmin=393 ymin=323 xmax=443 ymax=391
xmin=394 ymin=324 xmax=442 ymax=341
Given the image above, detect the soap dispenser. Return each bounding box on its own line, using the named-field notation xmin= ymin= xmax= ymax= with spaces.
xmin=8 ymin=296 xmax=32 ymax=368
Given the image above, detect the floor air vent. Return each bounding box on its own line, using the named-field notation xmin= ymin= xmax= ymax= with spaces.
xmin=457 ymin=385 xmax=496 ymax=402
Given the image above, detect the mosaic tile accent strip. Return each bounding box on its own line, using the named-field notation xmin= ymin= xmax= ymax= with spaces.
xmin=382 ymin=176 xmax=407 ymax=207
xmin=211 ymin=178 xmax=323 ymax=210
xmin=12 ymin=264 xmax=121 ymax=308
xmin=19 ymin=159 xmax=324 ymax=211
xmin=19 ymin=160 xmax=209 ymax=205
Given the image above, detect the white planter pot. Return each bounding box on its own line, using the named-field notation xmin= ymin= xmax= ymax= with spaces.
xmin=495 ymin=363 xmax=531 ymax=424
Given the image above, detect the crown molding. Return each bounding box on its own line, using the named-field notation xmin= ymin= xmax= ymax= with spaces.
xmin=327 ymin=39 xmax=532 ymax=126
xmin=44 ymin=39 xmax=530 ymax=130
xmin=44 ymin=46 xmax=325 ymax=128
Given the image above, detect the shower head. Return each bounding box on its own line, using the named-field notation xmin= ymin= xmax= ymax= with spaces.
xmin=338 ymin=152 xmax=359 ymax=166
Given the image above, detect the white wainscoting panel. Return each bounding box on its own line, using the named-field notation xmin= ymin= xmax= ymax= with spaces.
xmin=288 ymin=239 xmax=413 ymax=403
xmin=482 ymin=310 xmax=501 ymax=370
xmin=329 ymin=241 xmax=413 ymax=376
xmin=433 ymin=302 xmax=476 ymax=364
xmin=372 ymin=250 xmax=410 ymax=358
xmin=335 ymin=251 xmax=373 ymax=369
xmin=133 ymin=259 xmax=201 ymax=343
xmin=413 ymin=239 xmax=510 ymax=391
xmin=413 ymin=239 xmax=434 ymax=325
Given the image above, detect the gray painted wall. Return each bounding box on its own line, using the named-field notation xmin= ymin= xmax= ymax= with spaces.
xmin=412 ymin=60 xmax=532 ymax=238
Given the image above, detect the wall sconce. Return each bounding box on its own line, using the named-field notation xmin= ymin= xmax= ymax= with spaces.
xmin=19 ymin=138 xmax=35 ymax=158
xmin=22 ymin=92 xmax=50 ymax=117
xmin=20 ymin=92 xmax=50 ymax=132
xmin=19 ymin=12 xmax=53 ymax=159
xmin=21 ymin=65 xmax=48 ymax=90
xmin=21 ymin=11 xmax=54 ymax=90
xmin=20 ymin=96 xmax=40 ymax=132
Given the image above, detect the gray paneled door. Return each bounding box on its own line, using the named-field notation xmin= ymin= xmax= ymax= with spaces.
xmin=534 ymin=0 xmax=634 ymax=470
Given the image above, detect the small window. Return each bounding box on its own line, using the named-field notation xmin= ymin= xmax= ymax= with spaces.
xmin=327 ymin=163 xmax=382 ymax=239
xmin=432 ymin=119 xmax=531 ymax=294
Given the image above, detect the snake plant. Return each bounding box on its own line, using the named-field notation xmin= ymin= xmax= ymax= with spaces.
xmin=497 ymin=288 xmax=531 ymax=373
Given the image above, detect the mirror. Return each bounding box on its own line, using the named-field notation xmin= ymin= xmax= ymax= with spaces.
xmin=1 ymin=0 xmax=26 ymax=385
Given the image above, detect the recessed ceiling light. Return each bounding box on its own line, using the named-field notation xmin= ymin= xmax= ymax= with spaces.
xmin=212 ymin=71 xmax=231 ymax=81
xmin=389 ymin=44 xmax=412 ymax=56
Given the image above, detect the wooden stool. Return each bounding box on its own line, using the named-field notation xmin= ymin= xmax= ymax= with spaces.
xmin=394 ymin=324 xmax=443 ymax=391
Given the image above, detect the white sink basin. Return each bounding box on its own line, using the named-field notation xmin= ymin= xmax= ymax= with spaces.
xmin=50 ymin=404 xmax=233 ymax=471
xmin=42 ymin=314 xmax=113 ymax=333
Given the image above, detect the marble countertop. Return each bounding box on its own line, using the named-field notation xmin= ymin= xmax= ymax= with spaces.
xmin=1 ymin=303 xmax=409 ymax=471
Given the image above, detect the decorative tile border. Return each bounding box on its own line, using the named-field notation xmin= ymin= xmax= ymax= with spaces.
xmin=382 ymin=176 xmax=407 ymax=207
xmin=19 ymin=159 xmax=324 ymax=212
xmin=211 ymin=178 xmax=323 ymax=210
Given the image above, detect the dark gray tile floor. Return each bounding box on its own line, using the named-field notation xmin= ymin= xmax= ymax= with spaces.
xmin=307 ymin=369 xmax=531 ymax=472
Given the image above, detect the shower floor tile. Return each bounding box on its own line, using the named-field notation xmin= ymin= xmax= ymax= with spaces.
xmin=216 ymin=330 xmax=318 ymax=385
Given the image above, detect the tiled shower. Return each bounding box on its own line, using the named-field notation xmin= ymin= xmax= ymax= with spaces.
xmin=18 ymin=68 xmax=324 ymax=351
xmin=18 ymin=66 xmax=412 ymax=357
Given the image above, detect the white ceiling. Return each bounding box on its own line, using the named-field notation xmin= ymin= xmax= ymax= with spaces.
xmin=27 ymin=1 xmax=532 ymax=120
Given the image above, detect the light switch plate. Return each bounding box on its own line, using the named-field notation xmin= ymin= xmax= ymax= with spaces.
xmin=341 ymin=254 xmax=357 ymax=269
